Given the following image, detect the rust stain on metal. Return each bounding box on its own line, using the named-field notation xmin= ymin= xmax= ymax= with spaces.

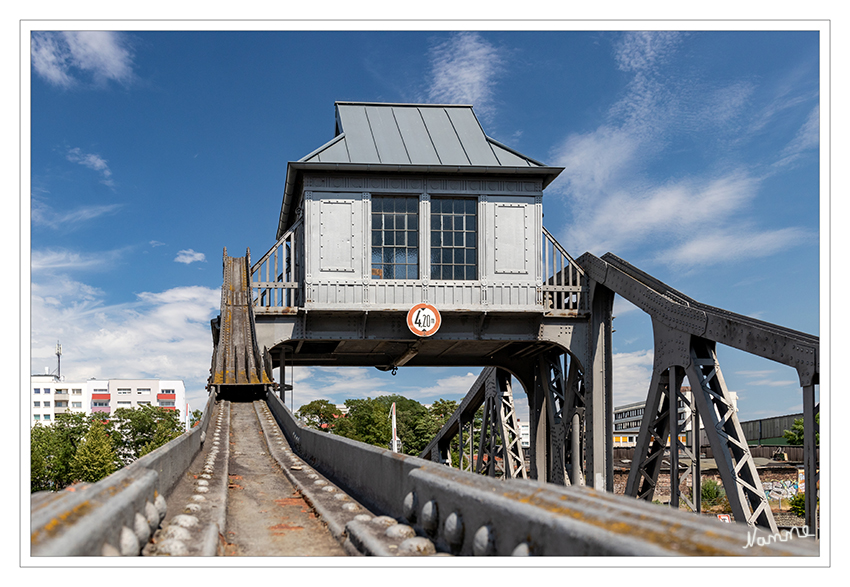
xmin=419 ymin=466 xmax=778 ymax=556
xmin=31 ymin=499 xmax=94 ymax=545
xmin=275 ymin=497 xmax=305 ymax=507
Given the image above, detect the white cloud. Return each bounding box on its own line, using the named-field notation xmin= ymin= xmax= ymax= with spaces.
xmin=661 ymin=226 xmax=812 ymax=267
xmin=31 ymin=31 xmax=135 ymax=89
xmin=612 ymin=349 xmax=654 ymax=406
xmin=548 ymin=32 xmax=813 ymax=268
xmin=427 ymin=32 xmax=503 ymax=119
xmin=30 ymin=278 xmax=220 ymax=410
xmin=774 ymin=104 xmax=819 ymax=168
xmin=32 ymin=198 xmax=121 ymax=229
xmin=31 ymin=247 xmax=124 ymax=273
xmin=175 ymin=249 xmax=206 ymax=264
xmin=66 ymin=147 xmax=115 ymax=187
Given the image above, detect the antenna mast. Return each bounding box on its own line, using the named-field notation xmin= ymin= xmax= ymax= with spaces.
xmin=55 ymin=341 xmax=62 ymax=378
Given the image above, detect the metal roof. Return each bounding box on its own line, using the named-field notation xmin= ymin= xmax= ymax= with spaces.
xmin=277 ymin=102 xmax=562 ymax=239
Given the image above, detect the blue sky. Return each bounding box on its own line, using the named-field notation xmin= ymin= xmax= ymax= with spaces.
xmin=26 ymin=27 xmax=823 ymax=423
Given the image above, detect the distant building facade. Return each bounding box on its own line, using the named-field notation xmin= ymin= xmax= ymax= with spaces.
xmin=30 ymin=374 xmax=187 ymax=428
xmin=613 ymin=387 xmax=739 ymax=447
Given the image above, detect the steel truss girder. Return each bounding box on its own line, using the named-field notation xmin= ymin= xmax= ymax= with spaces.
xmin=670 ymin=376 xmax=700 ymax=513
xmin=476 ymin=371 xmax=528 ymax=479
xmin=533 ymin=351 xmax=586 ymax=486
xmin=421 ymin=367 xmax=526 ymax=480
xmin=686 ymin=338 xmax=776 ymax=532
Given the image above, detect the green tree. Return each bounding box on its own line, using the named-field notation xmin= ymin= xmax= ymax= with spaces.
xmin=783 ymin=413 xmax=819 ymax=446
xmin=111 ymin=405 xmax=184 ymax=464
xmin=31 ymin=424 xmax=55 ymax=492
xmin=71 ymin=420 xmax=119 ymax=483
xmin=335 ymin=398 xmax=391 ymax=447
xmin=297 ymin=399 xmax=342 ymax=431
xmin=189 ymin=409 xmax=203 ymax=428
xmin=30 ymin=412 xmax=94 ymax=491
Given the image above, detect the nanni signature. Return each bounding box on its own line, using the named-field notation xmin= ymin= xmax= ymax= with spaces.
xmin=743 ymin=525 xmax=811 ymax=549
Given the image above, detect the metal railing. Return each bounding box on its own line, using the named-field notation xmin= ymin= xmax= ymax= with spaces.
xmin=251 ymin=218 xmax=303 ymax=313
xmin=265 ymin=391 xmax=818 ymax=557
xmin=541 ymin=226 xmax=588 ymax=314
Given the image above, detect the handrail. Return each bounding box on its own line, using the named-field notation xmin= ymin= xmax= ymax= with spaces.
xmin=251 ymin=217 xmax=303 ymax=313
xmin=541 ymin=226 xmax=588 ymax=313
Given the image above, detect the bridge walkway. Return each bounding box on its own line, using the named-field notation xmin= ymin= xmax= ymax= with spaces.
xmin=144 ymin=397 xmax=354 ymax=556
xmin=222 ymin=400 xmax=347 ymax=556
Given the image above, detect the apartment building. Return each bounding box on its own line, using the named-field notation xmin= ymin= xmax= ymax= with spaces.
xmin=612 ymin=387 xmax=739 ymax=447
xmin=31 ymin=375 xmax=187 ymax=427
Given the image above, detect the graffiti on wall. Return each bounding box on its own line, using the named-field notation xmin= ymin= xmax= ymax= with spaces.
xmin=763 ymin=480 xmax=799 ymax=500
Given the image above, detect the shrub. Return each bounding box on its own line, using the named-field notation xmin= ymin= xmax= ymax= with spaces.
xmin=701 ymin=479 xmax=726 ymax=509
xmin=789 ymin=492 xmax=806 ymax=517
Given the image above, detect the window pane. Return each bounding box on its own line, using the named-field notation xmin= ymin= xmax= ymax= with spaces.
xmin=371 ymin=196 xmax=419 ymax=280
xmin=429 ymin=197 xmax=477 ymax=281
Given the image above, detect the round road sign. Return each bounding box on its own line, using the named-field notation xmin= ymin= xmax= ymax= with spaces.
xmin=407 ymin=303 xmax=441 ymax=337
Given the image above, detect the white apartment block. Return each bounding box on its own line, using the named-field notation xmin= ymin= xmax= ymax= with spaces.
xmin=30 ymin=375 xmax=188 ymax=428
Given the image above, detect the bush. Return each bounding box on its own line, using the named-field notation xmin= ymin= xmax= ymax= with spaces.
xmin=789 ymin=492 xmax=806 ymax=517
xmin=701 ymin=479 xmax=726 ymax=509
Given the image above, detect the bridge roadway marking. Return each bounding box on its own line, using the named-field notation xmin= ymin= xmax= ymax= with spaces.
xmin=223 ymin=400 xmax=348 ymax=556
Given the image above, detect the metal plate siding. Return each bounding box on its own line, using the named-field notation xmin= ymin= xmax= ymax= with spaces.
xmin=319 ymin=200 xmax=355 ymax=272
xmin=494 ymin=204 xmax=529 ymax=274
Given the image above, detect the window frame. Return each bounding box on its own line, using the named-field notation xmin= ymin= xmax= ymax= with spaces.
xmin=429 ymin=196 xmax=478 ymax=281
xmin=370 ymin=195 xmax=420 ymax=281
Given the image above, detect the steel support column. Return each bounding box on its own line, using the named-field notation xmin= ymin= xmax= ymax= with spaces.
xmin=802 ymin=383 xmax=818 ymax=533
xmin=588 ymin=283 xmax=614 ymax=490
